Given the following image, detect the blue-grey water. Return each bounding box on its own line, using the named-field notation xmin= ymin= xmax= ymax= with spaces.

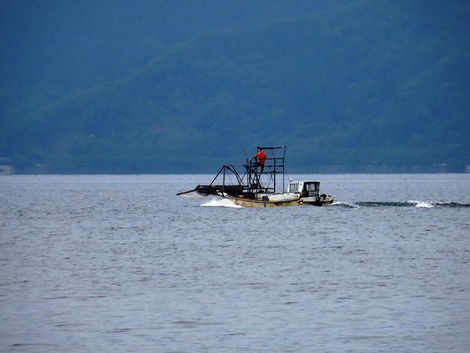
xmin=1 ymin=174 xmax=469 ymax=353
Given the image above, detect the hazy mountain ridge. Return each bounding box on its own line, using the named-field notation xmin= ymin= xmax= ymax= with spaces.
xmin=1 ymin=1 xmax=469 ymax=173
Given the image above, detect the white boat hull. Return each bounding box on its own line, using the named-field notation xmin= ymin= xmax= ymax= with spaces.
xmin=225 ymin=195 xmax=300 ymax=208
xmin=224 ymin=193 xmax=334 ymax=208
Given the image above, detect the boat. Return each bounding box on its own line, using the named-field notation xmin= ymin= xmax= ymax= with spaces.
xmin=177 ymin=146 xmax=334 ymax=208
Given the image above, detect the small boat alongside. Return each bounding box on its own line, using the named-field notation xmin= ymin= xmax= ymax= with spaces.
xmin=177 ymin=146 xmax=334 ymax=208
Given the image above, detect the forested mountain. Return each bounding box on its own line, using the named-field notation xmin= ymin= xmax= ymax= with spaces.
xmin=1 ymin=0 xmax=469 ymax=173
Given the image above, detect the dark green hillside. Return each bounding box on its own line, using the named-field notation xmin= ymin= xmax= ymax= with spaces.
xmin=1 ymin=1 xmax=469 ymax=173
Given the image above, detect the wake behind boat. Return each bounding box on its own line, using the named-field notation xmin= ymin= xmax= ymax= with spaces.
xmin=177 ymin=146 xmax=334 ymax=208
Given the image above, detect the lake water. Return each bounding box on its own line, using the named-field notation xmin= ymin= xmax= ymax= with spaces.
xmin=1 ymin=174 xmax=469 ymax=353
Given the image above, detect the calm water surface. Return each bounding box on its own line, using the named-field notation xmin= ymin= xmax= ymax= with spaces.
xmin=1 ymin=174 xmax=469 ymax=352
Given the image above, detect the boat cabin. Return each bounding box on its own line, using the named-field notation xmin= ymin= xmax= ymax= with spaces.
xmin=287 ymin=180 xmax=321 ymax=198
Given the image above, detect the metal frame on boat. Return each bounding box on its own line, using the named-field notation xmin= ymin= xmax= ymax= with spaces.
xmin=177 ymin=146 xmax=334 ymax=207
